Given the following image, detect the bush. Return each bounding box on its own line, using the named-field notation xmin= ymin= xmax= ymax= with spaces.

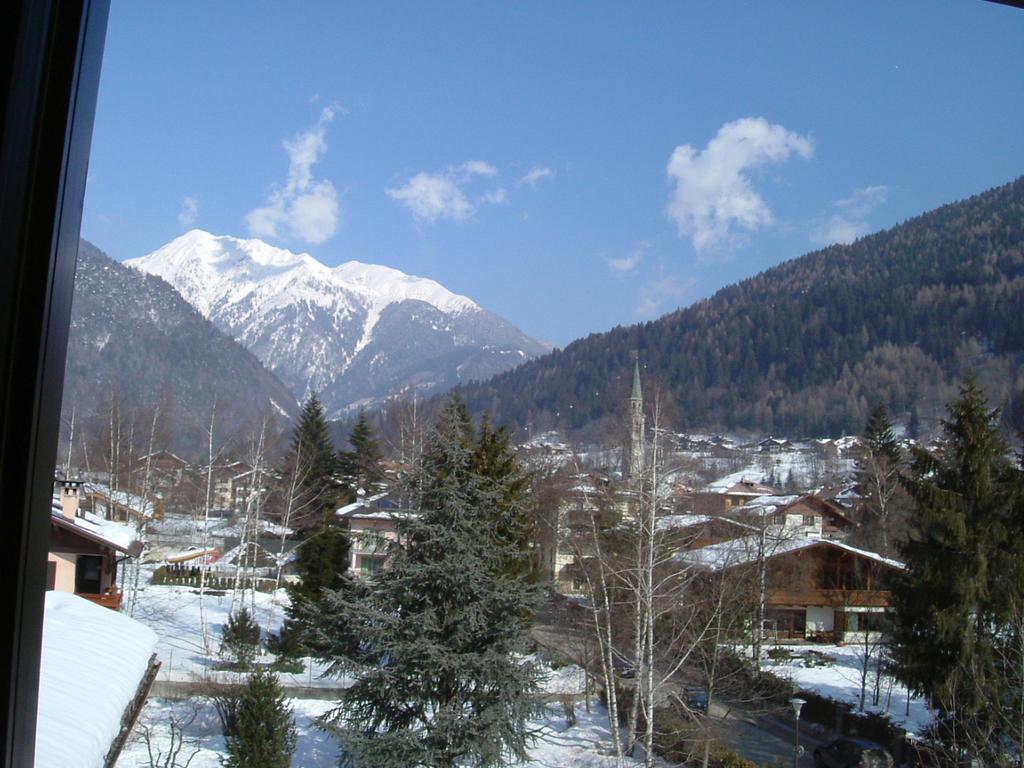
xmin=269 ymin=655 xmax=304 ymax=675
xmin=801 ymin=650 xmax=837 ymax=668
xmin=220 ymin=607 xmax=261 ymax=670
xmin=222 ymin=668 xmax=297 ymax=768
xmin=650 ymin=703 xmax=703 ymax=763
xmin=708 ymin=745 xmax=759 ymax=768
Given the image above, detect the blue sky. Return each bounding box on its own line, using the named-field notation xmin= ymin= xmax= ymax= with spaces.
xmin=82 ymin=1 xmax=1024 ymax=346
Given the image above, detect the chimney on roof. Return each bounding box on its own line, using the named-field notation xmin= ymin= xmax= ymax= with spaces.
xmin=57 ymin=478 xmax=82 ymax=519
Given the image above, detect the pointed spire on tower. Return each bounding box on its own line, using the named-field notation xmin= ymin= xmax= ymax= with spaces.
xmin=631 ymin=354 xmax=643 ymax=402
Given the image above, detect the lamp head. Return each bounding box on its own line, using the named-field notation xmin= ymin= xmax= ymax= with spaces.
xmin=789 ymin=697 xmax=806 ymax=719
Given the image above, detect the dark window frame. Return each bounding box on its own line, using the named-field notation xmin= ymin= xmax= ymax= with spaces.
xmin=0 ymin=1 xmax=109 ymax=765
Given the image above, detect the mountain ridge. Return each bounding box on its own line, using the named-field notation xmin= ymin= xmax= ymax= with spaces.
xmin=64 ymin=240 xmax=298 ymax=456
xmin=127 ymin=230 xmax=550 ymax=417
xmin=451 ymin=176 xmax=1024 ymax=439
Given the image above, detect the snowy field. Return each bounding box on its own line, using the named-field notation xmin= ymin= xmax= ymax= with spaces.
xmin=116 ymin=697 xmax=657 ymax=768
xmin=122 ymin=572 xmax=653 ymax=766
xmin=759 ymin=644 xmax=934 ymax=734
xmin=130 ymin=573 xmax=339 ymax=686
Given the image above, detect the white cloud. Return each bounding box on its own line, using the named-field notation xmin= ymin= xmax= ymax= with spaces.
xmin=608 ymin=243 xmax=648 ymax=274
xmin=387 ymin=172 xmax=473 ymax=223
xmin=837 ymin=185 xmax=889 ymax=218
xmin=177 ymin=196 xmax=199 ymax=228
xmin=461 ymin=160 xmax=498 ymax=177
xmin=666 ymin=117 xmax=813 ymax=254
xmin=245 ymin=107 xmax=340 ymax=244
xmin=810 ymin=185 xmax=890 ymax=246
xmin=520 ymin=166 xmax=555 ymax=187
xmin=388 ymin=160 xmax=502 ymax=223
xmin=637 ymin=275 xmax=697 ymax=317
xmin=481 ymin=187 xmax=508 ymax=206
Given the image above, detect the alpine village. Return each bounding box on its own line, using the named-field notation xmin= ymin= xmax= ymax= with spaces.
xmin=36 ymin=171 xmax=1024 ymax=768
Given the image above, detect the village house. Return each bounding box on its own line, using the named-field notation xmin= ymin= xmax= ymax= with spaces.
xmin=49 ymin=479 xmax=142 ymax=611
xmin=132 ymin=449 xmax=188 ymax=489
xmin=547 ymin=472 xmax=641 ymax=591
xmin=82 ymin=480 xmax=162 ymax=523
xmin=337 ymin=492 xmax=413 ymax=579
xmin=729 ymin=493 xmax=857 ymax=540
xmin=689 ymin=478 xmax=782 ymax=516
xmin=759 ymin=436 xmax=792 ymax=453
xmin=680 ymin=535 xmax=904 ymax=643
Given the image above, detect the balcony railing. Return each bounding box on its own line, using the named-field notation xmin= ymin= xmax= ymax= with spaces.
xmin=77 ymin=589 xmax=122 ymax=611
xmin=351 ymin=536 xmax=391 ymax=555
xmin=767 ymin=588 xmax=891 ymax=608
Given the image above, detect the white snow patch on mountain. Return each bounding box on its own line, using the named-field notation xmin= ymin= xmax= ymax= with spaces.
xmin=127 ymin=230 xmax=545 ymax=413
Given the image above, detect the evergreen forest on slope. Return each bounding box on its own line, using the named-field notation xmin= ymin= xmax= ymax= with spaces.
xmin=453 ymin=177 xmax=1024 ymax=439
xmin=63 ymin=241 xmax=298 ymax=455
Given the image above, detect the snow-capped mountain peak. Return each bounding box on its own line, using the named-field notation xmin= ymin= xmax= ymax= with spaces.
xmin=126 ymin=230 xmax=546 ymax=416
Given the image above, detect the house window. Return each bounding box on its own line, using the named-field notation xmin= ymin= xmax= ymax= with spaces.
xmin=360 ymin=556 xmax=385 ymax=578
xmin=843 ymin=612 xmax=890 ymax=633
xmin=46 ymin=562 xmax=56 ymax=591
xmin=74 ymin=555 xmax=103 ymax=595
xmin=765 ymin=608 xmax=806 ymax=639
xmin=803 ymin=515 xmax=816 ymax=527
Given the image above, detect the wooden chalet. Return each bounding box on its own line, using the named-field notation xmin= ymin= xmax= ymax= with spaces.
xmin=681 ymin=536 xmax=904 ymax=643
xmin=731 ymin=493 xmax=856 ymax=540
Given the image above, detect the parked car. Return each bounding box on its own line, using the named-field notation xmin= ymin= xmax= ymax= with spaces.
xmin=684 ymin=685 xmax=709 ymax=712
xmin=813 ymin=738 xmax=894 ymax=768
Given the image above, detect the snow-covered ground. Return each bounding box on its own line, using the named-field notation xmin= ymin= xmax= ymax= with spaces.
xmin=129 ymin=572 xmax=338 ymax=687
xmin=758 ymin=644 xmax=934 ymax=735
xmin=123 ymin=572 xmax=651 ymax=766
xmin=116 ymin=697 xmax=656 ymax=768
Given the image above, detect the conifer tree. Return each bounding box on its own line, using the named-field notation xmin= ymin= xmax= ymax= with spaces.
xmin=283 ymin=393 xmax=341 ymax=529
xmin=221 ymin=668 xmax=297 ymax=768
xmin=338 ymin=410 xmax=385 ymax=490
xmin=310 ymin=398 xmax=543 ymax=768
xmin=890 ymin=378 xmax=1024 ymax=761
xmin=854 ymin=403 xmax=905 ymax=554
xmin=220 ymin=606 xmax=261 ymax=670
xmin=277 ymin=393 xmax=351 ymax=656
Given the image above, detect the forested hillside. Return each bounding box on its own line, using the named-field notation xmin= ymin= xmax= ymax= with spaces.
xmin=62 ymin=241 xmax=298 ymax=456
xmin=455 ymin=177 xmax=1024 ymax=439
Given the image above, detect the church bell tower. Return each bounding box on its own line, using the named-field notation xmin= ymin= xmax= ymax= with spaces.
xmin=629 ymin=354 xmax=645 ymax=480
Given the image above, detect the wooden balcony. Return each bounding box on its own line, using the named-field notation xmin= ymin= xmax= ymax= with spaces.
xmin=77 ymin=589 xmax=122 ymax=611
xmin=767 ymin=588 xmax=891 ymax=608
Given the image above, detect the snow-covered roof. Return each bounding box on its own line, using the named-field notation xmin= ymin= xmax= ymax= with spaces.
xmin=734 ymin=495 xmax=803 ymax=517
xmin=655 ymin=514 xmax=714 ymax=532
xmin=678 ymin=535 xmax=905 ymax=572
xmin=51 ymin=495 xmax=140 ymax=555
xmin=702 ymin=472 xmax=780 ymax=494
xmin=83 ymin=482 xmax=155 ymax=518
xmin=164 ymin=545 xmax=220 ymax=564
xmin=336 ymin=492 xmax=415 ymax=521
xmin=211 ymin=519 xmax=294 ymax=538
xmin=36 ymin=592 xmax=158 ymax=768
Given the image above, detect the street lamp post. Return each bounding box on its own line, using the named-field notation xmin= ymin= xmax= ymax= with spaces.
xmin=790 ymin=697 xmax=806 ymax=768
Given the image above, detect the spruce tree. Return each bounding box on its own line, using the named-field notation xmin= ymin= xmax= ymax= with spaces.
xmin=277 ymin=393 xmax=351 ymax=656
xmin=288 ymin=393 xmax=341 ymax=519
xmin=890 ymin=378 xmax=1024 ymax=760
xmin=310 ymin=398 xmax=543 ymax=768
xmin=854 ymin=403 xmax=905 ymax=554
xmin=339 ymin=410 xmax=385 ymax=490
xmin=220 ymin=606 xmax=262 ymax=670
xmin=222 ymin=668 xmax=297 ymax=768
